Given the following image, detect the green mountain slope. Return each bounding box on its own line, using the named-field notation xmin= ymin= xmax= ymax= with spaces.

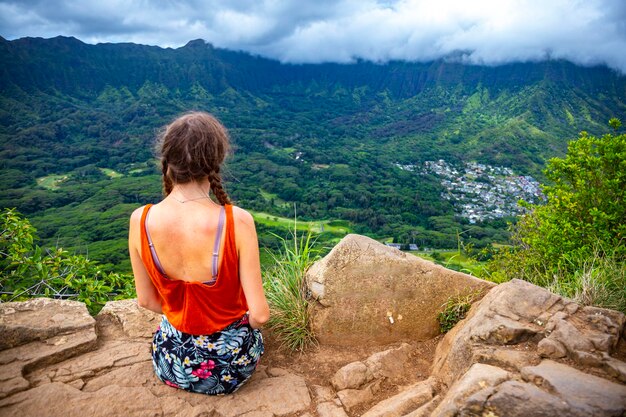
xmin=1 ymin=36 xmax=625 ymax=271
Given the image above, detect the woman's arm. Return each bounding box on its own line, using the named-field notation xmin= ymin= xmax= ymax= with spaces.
xmin=234 ymin=207 xmax=270 ymax=329
xmin=129 ymin=207 xmax=163 ymax=314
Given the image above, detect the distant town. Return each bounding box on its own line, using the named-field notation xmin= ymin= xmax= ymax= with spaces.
xmin=395 ymin=160 xmax=544 ymax=223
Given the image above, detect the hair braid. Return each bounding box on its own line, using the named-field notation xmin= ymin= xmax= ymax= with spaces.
xmin=208 ymin=169 xmax=230 ymax=205
xmin=161 ymin=159 xmax=173 ymax=196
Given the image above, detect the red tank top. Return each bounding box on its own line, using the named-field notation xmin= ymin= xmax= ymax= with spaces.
xmin=139 ymin=204 xmax=248 ymax=335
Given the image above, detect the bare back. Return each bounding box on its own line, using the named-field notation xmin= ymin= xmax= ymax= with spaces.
xmin=144 ymin=199 xmax=227 ymax=283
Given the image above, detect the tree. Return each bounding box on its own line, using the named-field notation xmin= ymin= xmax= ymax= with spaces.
xmin=489 ymin=120 xmax=625 ymax=311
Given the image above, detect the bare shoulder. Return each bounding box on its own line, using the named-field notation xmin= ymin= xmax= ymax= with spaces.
xmin=231 ymin=205 xmax=255 ymax=227
xmin=130 ymin=205 xmax=147 ymax=225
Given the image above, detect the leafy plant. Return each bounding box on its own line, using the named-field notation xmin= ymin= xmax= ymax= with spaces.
xmin=437 ymin=290 xmax=483 ymax=333
xmin=488 ymin=120 xmax=626 ymax=312
xmin=262 ymin=218 xmax=319 ymax=351
xmin=0 ymin=208 xmax=136 ymax=314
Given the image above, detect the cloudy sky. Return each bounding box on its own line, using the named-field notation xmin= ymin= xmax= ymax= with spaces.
xmin=1 ymin=0 xmax=626 ymax=72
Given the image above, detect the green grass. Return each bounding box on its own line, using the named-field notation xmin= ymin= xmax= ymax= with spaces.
xmin=36 ymin=174 xmax=70 ymax=190
xmin=263 ymin=229 xmax=318 ymax=351
xmin=437 ymin=290 xmax=484 ymax=333
xmin=250 ymin=211 xmax=352 ymax=235
xmin=99 ymin=168 xmax=123 ymax=178
xmin=413 ymin=250 xmax=488 ymax=277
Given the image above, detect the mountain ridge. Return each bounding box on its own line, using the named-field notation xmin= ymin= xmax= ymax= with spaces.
xmin=1 ymin=35 xmax=625 ymax=270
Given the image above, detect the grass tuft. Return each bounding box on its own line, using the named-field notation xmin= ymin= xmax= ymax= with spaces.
xmin=263 ymin=220 xmax=318 ymax=351
xmin=437 ymin=290 xmax=483 ymax=333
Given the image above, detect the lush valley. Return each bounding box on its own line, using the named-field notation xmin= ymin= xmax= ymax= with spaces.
xmin=1 ymin=36 xmax=625 ymax=273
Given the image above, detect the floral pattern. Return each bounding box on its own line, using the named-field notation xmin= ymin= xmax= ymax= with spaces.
xmin=152 ymin=314 xmax=264 ymax=395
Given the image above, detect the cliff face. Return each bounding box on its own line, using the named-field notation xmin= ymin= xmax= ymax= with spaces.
xmin=0 ymin=239 xmax=625 ymax=416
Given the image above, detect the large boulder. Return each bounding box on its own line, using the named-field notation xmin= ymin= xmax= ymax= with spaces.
xmin=305 ymin=234 xmax=494 ymax=345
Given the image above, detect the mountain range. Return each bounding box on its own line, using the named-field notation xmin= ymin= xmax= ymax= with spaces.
xmin=1 ymin=36 xmax=625 ymax=271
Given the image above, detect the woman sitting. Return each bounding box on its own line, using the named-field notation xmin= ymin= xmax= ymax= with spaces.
xmin=128 ymin=111 xmax=269 ymax=395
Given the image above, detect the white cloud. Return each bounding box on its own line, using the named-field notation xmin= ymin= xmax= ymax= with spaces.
xmin=1 ymin=0 xmax=625 ymax=72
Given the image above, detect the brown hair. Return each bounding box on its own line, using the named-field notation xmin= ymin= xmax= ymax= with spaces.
xmin=157 ymin=112 xmax=231 ymax=205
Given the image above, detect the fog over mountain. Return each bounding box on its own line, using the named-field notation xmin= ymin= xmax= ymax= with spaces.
xmin=1 ymin=0 xmax=626 ymax=72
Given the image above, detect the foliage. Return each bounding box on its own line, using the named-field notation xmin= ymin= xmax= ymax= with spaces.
xmin=437 ymin=290 xmax=483 ymax=333
xmin=1 ymin=37 xmax=625 ymax=272
xmin=0 ymin=209 xmax=136 ymax=314
xmin=262 ymin=222 xmax=319 ymax=351
xmin=488 ymin=121 xmax=626 ymax=312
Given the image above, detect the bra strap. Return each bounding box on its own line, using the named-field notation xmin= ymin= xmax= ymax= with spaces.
xmin=209 ymin=206 xmax=226 ymax=282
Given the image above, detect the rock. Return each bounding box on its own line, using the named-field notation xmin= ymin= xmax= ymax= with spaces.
xmin=472 ymin=347 xmax=540 ymax=371
xmin=432 ymin=279 xmax=626 ymax=388
xmin=521 ymin=360 xmax=626 ymax=416
xmin=331 ymin=343 xmax=412 ymax=391
xmin=361 ymin=379 xmax=434 ymax=417
xmin=215 ymin=373 xmax=311 ymax=417
xmin=305 ymin=234 xmax=494 ymax=345
xmin=0 ymin=299 xmax=98 ymax=400
xmin=463 ymin=380 xmax=573 ymax=417
xmin=0 ymin=382 xmax=193 ymax=417
xmin=317 ymin=401 xmax=349 ymax=417
xmin=311 ymin=384 xmax=336 ymax=402
xmin=337 ymin=386 xmax=374 ymax=411
xmin=402 ymin=394 xmax=441 ymax=417
xmin=0 ymin=298 xmax=95 ymax=350
xmin=331 ymin=361 xmax=368 ymax=390
xmin=96 ymin=299 xmax=160 ymax=339
xmin=364 ymin=343 xmax=412 ymax=380
xmin=540 ymin=305 xmax=625 ymax=365
xmin=431 ymin=363 xmax=510 ymax=416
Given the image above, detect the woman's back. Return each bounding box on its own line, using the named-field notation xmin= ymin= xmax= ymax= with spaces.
xmin=145 ymin=199 xmax=227 ymax=283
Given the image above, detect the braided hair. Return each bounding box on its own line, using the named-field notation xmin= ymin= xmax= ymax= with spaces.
xmin=157 ymin=112 xmax=231 ymax=205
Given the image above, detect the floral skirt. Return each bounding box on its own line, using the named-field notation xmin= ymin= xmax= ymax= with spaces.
xmin=151 ymin=314 xmax=264 ymax=395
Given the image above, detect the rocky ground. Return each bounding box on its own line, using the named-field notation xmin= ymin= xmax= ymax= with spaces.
xmin=1 ymin=279 xmax=625 ymax=416
xmin=1 ymin=235 xmax=625 ymax=416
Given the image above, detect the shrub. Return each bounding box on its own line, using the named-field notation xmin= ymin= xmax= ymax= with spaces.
xmin=0 ymin=208 xmax=135 ymax=314
xmin=488 ymin=120 xmax=626 ymax=313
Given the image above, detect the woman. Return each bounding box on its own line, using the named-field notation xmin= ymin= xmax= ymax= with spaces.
xmin=128 ymin=111 xmax=269 ymax=395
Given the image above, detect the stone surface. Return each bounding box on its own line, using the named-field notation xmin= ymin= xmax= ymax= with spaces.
xmin=331 ymin=361 xmax=368 ymax=390
xmin=97 ymin=298 xmax=161 ymax=339
xmin=311 ymin=384 xmax=336 ymax=402
xmin=331 ymin=343 xmax=413 ymax=391
xmin=432 ymin=279 xmax=626 ymax=389
xmin=0 ymin=298 xmax=95 ymax=350
xmin=462 ymin=380 xmax=572 ymax=417
xmin=337 ymin=387 xmax=374 ymax=411
xmin=361 ymin=379 xmax=434 ymax=417
xmin=364 ymin=343 xmax=412 ymax=380
xmin=305 ymin=234 xmax=495 ymax=345
xmin=521 ymin=360 xmax=626 ymax=416
xmin=316 ymin=401 xmax=349 ymax=417
xmin=431 ymin=279 xmax=626 ymax=417
xmin=2 ymin=266 xmax=626 ymax=417
xmin=431 ymin=363 xmax=510 ymax=416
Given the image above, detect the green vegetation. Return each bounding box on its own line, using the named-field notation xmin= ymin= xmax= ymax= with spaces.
xmin=263 ymin=228 xmax=318 ymax=351
xmin=417 ymin=250 xmax=488 ymax=277
xmin=0 ymin=209 xmax=135 ymax=314
xmin=489 ymin=120 xmax=626 ymax=312
xmin=0 ymin=37 xmax=624 ymax=277
xmin=437 ymin=290 xmax=484 ymax=333
xmin=37 ymin=174 xmax=70 ymax=190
